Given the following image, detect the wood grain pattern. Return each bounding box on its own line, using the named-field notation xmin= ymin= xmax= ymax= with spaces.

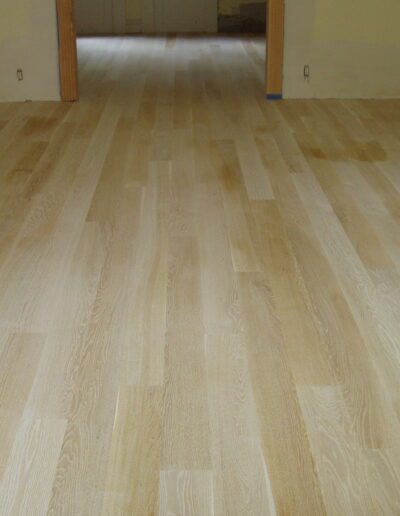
xmin=0 ymin=36 xmax=400 ymax=514
xmin=0 ymin=418 xmax=66 ymax=515
xmin=159 ymin=470 xmax=214 ymax=516
xmin=57 ymin=0 xmax=79 ymax=101
xmin=266 ymin=0 xmax=284 ymax=97
xmin=102 ymin=387 xmax=163 ymax=515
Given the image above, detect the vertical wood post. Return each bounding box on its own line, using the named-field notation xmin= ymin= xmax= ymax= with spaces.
xmin=57 ymin=0 xmax=79 ymax=101
xmin=266 ymin=0 xmax=284 ymax=99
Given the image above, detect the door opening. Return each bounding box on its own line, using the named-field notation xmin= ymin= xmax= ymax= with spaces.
xmin=57 ymin=0 xmax=284 ymax=102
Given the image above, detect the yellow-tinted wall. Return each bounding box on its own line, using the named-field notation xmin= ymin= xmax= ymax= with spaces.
xmin=0 ymin=0 xmax=60 ymax=101
xmin=219 ymin=0 xmax=264 ymax=15
xmin=125 ymin=0 xmax=142 ymax=31
xmin=125 ymin=0 xmax=265 ymax=32
xmin=283 ymin=0 xmax=400 ymax=98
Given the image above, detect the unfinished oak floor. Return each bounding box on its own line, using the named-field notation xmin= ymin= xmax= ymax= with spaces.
xmin=1 ymin=35 xmax=400 ymax=515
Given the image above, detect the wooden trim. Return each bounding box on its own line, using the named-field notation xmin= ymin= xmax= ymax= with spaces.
xmin=57 ymin=0 xmax=79 ymax=101
xmin=266 ymin=0 xmax=284 ymax=98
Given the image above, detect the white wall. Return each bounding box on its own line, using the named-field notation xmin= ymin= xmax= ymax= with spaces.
xmin=283 ymin=0 xmax=400 ymax=98
xmin=0 ymin=0 xmax=60 ymax=102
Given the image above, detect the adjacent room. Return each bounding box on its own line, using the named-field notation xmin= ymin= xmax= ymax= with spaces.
xmin=0 ymin=0 xmax=400 ymax=514
xmin=72 ymin=0 xmax=269 ymax=125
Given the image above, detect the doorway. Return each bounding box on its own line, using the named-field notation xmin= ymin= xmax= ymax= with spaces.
xmin=56 ymin=0 xmax=284 ymax=101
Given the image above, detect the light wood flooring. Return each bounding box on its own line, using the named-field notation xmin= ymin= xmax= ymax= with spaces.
xmin=0 ymin=35 xmax=400 ymax=515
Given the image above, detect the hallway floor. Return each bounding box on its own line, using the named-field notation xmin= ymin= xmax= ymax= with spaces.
xmin=0 ymin=35 xmax=400 ymax=514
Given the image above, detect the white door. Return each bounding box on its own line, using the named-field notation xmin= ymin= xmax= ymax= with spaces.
xmin=75 ymin=0 xmax=125 ymax=35
xmin=144 ymin=0 xmax=218 ymax=33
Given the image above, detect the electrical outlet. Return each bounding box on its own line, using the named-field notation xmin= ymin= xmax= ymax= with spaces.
xmin=304 ymin=65 xmax=310 ymax=79
xmin=17 ymin=69 xmax=23 ymax=81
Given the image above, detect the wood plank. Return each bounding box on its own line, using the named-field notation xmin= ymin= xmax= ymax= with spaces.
xmin=298 ymin=386 xmax=400 ymax=514
xmin=0 ymin=418 xmax=66 ymax=515
xmin=159 ymin=470 xmax=213 ymax=516
xmin=237 ymin=272 xmax=327 ymax=515
xmin=0 ymin=333 xmax=45 ymax=477
xmin=101 ymin=387 xmax=163 ymax=515
xmin=206 ymin=333 xmax=276 ymax=515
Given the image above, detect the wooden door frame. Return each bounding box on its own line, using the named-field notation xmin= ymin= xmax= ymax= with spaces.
xmin=266 ymin=0 xmax=284 ymax=99
xmin=56 ymin=0 xmax=284 ymax=102
xmin=57 ymin=0 xmax=79 ymax=101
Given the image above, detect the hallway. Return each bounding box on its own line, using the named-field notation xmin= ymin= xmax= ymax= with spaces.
xmin=0 ymin=35 xmax=399 ymax=514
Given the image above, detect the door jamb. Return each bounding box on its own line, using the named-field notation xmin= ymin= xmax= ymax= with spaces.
xmin=266 ymin=0 xmax=284 ymax=99
xmin=57 ymin=0 xmax=79 ymax=101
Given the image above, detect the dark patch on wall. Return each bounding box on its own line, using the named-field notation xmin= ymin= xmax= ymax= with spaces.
xmin=218 ymin=2 xmax=266 ymax=33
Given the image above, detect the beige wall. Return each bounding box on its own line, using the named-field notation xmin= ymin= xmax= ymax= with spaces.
xmin=283 ymin=0 xmax=400 ymax=98
xmin=75 ymin=0 xmax=125 ymax=34
xmin=219 ymin=0 xmax=265 ymax=15
xmin=126 ymin=0 xmax=264 ymax=32
xmin=125 ymin=0 xmax=217 ymax=32
xmin=78 ymin=0 xmax=266 ymax=34
xmin=0 ymin=0 xmax=60 ymax=102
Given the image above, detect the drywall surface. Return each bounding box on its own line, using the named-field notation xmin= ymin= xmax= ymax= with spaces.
xmin=125 ymin=0 xmax=217 ymax=32
xmin=125 ymin=0 xmax=140 ymax=32
xmin=75 ymin=0 xmax=125 ymax=34
xmin=283 ymin=0 xmax=400 ymax=98
xmin=125 ymin=0 xmax=265 ymax=33
xmin=0 ymin=0 xmax=60 ymax=102
xmin=75 ymin=0 xmax=113 ymax=34
xmin=157 ymin=0 xmax=218 ymax=32
xmin=218 ymin=0 xmax=266 ymax=33
xmin=76 ymin=0 xmax=265 ymax=34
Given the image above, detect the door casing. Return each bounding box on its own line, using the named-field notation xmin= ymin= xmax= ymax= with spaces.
xmin=266 ymin=0 xmax=284 ymax=99
xmin=57 ymin=0 xmax=79 ymax=101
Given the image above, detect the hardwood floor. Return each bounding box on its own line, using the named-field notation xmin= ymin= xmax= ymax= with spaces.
xmin=0 ymin=35 xmax=400 ymax=514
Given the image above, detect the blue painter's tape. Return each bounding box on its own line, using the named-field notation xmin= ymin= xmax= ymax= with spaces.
xmin=266 ymin=93 xmax=282 ymax=100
